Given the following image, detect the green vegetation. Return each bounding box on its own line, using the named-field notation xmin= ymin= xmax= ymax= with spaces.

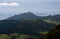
xmin=44 ymin=19 xmax=60 ymax=25
xmin=44 ymin=19 xmax=52 ymax=23
xmin=0 ymin=20 xmax=55 ymax=39
xmin=0 ymin=34 xmax=10 ymax=39
xmin=38 ymin=31 xmax=48 ymax=35
xmin=0 ymin=33 xmax=41 ymax=39
xmin=0 ymin=20 xmax=59 ymax=39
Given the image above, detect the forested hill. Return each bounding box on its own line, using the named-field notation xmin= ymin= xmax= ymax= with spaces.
xmin=0 ymin=12 xmax=59 ymax=39
xmin=0 ymin=20 xmax=55 ymax=36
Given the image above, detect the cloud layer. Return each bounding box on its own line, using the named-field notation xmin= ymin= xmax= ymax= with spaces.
xmin=0 ymin=0 xmax=60 ymax=20
xmin=0 ymin=3 xmax=19 ymax=6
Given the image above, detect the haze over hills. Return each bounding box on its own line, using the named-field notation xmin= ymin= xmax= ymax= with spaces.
xmin=7 ymin=12 xmax=60 ymax=21
xmin=7 ymin=12 xmax=42 ymax=20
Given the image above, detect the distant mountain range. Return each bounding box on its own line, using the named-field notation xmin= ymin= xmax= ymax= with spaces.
xmin=7 ymin=12 xmax=60 ymax=21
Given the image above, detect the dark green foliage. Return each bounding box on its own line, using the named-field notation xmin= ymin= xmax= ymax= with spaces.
xmin=0 ymin=20 xmax=55 ymax=37
xmin=45 ymin=25 xmax=60 ymax=39
xmin=0 ymin=20 xmax=19 ymax=34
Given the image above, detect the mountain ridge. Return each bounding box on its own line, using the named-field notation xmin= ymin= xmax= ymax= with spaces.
xmin=7 ymin=12 xmax=42 ymax=20
xmin=6 ymin=12 xmax=60 ymax=21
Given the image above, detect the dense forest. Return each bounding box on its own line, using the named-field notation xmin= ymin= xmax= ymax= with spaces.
xmin=0 ymin=12 xmax=60 ymax=39
xmin=0 ymin=20 xmax=55 ymax=39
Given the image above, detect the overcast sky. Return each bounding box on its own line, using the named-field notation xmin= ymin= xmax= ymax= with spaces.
xmin=0 ymin=0 xmax=60 ymax=20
